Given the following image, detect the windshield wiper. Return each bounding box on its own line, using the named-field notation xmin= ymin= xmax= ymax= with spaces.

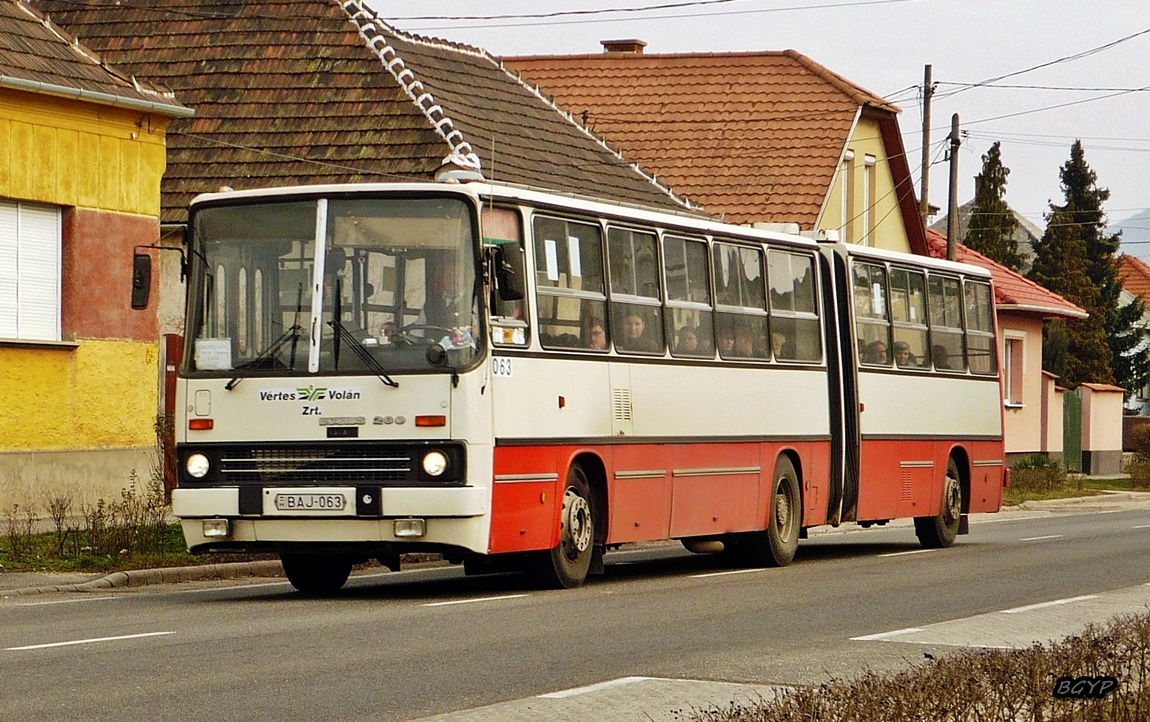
xmin=225 ymin=324 xmax=303 ymax=390
xmin=327 ymin=320 xmax=399 ymax=388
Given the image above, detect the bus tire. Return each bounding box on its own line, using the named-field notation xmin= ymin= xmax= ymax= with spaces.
xmin=536 ymin=465 xmax=595 ymax=589
xmin=735 ymin=456 xmax=801 ymax=567
xmin=281 ymin=553 xmax=353 ymax=594
xmin=915 ymin=457 xmax=963 ymax=549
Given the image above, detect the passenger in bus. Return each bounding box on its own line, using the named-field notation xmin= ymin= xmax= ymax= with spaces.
xmin=865 ymin=340 xmax=889 ymax=364
xmin=771 ymin=331 xmax=788 ymax=360
xmin=619 ymin=310 xmax=660 ymax=352
xmin=734 ymin=324 xmax=758 ymax=358
xmin=676 ymin=325 xmax=699 ymax=355
xmin=717 ymin=326 xmax=736 ymax=357
xmin=893 ymin=341 xmax=916 ymax=368
xmin=932 ymin=344 xmax=952 ymax=370
xmin=584 ymin=317 xmax=608 ymax=350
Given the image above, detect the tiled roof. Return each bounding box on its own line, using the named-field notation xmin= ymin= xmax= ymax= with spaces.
xmin=31 ymin=0 xmax=689 ymax=224
xmin=0 ymin=0 xmax=187 ymax=115
xmin=1119 ymin=254 xmax=1150 ymax=299
xmin=926 ymin=229 xmax=1086 ymax=319
xmin=503 ymin=48 xmax=898 ymax=229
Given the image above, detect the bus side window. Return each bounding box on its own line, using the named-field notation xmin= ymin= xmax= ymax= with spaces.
xmin=533 ymin=215 xmax=607 ymax=351
xmin=483 ymin=207 xmax=529 ymax=347
xmin=713 ymin=241 xmax=768 ymax=360
xmin=767 ymin=250 xmax=821 ymax=362
xmin=927 ymin=274 xmax=965 ymax=371
xmin=853 ymin=262 xmax=891 ymax=366
xmin=608 ymin=226 xmax=664 ymax=354
xmin=664 ymin=234 xmax=714 ymax=358
xmin=965 ymin=280 xmax=997 ymax=375
xmin=889 ymin=267 xmax=928 ymax=369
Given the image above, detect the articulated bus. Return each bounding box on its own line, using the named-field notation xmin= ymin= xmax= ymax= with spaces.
xmin=137 ymin=181 xmax=1006 ymax=592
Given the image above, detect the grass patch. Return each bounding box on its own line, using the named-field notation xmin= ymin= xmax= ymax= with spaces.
xmin=0 ymin=475 xmax=267 ymax=574
xmin=692 ymin=610 xmax=1150 ymax=722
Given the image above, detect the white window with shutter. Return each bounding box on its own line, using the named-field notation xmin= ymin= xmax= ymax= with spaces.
xmin=0 ymin=199 xmax=62 ymax=342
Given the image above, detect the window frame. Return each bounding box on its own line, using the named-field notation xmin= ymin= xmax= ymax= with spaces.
xmin=0 ymin=200 xmax=62 ymax=343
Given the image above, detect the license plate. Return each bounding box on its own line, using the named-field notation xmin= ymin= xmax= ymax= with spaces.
xmin=273 ymin=493 xmax=347 ymax=512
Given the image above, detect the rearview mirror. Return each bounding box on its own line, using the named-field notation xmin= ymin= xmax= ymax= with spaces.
xmin=131 ymin=253 xmax=152 ymax=310
xmin=492 ymin=244 xmax=525 ymax=301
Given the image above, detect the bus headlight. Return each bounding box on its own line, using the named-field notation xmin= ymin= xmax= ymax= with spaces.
xmin=422 ymin=450 xmax=448 ymax=477
xmin=186 ymin=453 xmax=211 ymax=479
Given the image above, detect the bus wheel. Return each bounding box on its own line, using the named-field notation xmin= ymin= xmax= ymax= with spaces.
xmin=281 ymin=553 xmax=353 ymax=594
xmin=915 ymin=457 xmax=963 ymax=548
xmin=536 ymin=465 xmax=595 ymax=589
xmin=736 ymin=456 xmax=801 ymax=567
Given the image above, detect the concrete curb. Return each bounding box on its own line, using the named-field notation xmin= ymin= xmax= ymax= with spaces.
xmin=0 ymin=560 xmax=284 ymax=598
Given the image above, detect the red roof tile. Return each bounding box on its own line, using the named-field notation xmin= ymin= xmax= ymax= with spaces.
xmin=504 ymin=48 xmax=897 ymax=229
xmin=1119 ymin=254 xmax=1150 ymax=299
xmin=926 ymin=229 xmax=1086 ymax=319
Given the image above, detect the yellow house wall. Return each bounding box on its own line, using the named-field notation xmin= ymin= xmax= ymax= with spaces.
xmin=0 ymin=88 xmax=168 ymax=216
xmin=819 ymin=115 xmax=911 ymax=254
xmin=0 ymin=88 xmax=172 ymax=507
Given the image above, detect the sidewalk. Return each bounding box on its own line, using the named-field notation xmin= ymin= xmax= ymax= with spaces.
xmin=2 ymin=490 xmax=1147 ymax=598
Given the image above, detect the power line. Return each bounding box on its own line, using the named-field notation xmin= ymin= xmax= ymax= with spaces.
xmin=402 ymin=0 xmax=918 ymax=31
xmin=389 ymin=0 xmax=749 ymax=22
xmin=935 ymin=25 xmax=1150 ymax=100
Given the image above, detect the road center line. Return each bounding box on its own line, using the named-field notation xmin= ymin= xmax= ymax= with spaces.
xmin=422 ymin=594 xmax=528 ymax=607
xmin=10 ymin=596 xmax=120 ymax=607
xmin=540 ymin=676 xmax=651 ymax=699
xmin=851 ymin=627 xmax=924 ymax=642
xmin=690 ymin=568 xmax=765 ymax=578
xmin=879 ymin=549 xmax=938 ymax=558
xmin=1132 ymin=524 xmax=1150 ymax=530
xmin=1019 ymin=534 xmax=1064 ymax=542
xmin=999 ymin=595 xmax=1099 ymax=614
xmin=6 ymin=631 xmax=174 ymax=651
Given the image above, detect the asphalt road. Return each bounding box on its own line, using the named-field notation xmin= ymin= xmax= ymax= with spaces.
xmin=2 ymin=502 xmax=1149 ymax=722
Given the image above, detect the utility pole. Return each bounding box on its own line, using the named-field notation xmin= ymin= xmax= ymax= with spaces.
xmin=946 ymin=113 xmax=961 ymax=261
xmin=918 ymin=64 xmax=933 ymax=231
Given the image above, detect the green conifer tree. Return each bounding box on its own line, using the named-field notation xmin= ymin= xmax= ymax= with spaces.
xmin=964 ymin=142 xmax=1024 ymax=271
xmin=1028 ymin=141 xmax=1150 ymax=392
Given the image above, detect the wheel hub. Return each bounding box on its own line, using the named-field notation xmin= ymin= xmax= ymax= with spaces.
xmin=561 ymin=488 xmax=593 ymax=558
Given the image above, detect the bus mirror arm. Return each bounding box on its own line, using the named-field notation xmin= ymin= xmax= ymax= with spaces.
xmin=131 ymin=244 xmax=188 ymax=310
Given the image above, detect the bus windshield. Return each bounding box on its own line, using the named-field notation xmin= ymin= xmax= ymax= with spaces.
xmin=185 ymin=195 xmax=480 ymax=377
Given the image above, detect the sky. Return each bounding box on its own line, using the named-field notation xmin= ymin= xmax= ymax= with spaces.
xmin=368 ymin=0 xmax=1150 ymax=257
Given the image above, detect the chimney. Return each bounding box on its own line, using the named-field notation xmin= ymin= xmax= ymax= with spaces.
xmin=601 ymin=39 xmax=646 ymax=55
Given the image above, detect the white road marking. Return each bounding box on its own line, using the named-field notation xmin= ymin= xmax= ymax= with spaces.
xmin=690 ymin=568 xmax=764 ymax=578
xmin=999 ymin=595 xmax=1099 ymax=614
xmin=10 ymin=596 xmax=120 ymax=607
xmin=422 ymin=594 xmax=528 ymax=607
xmin=6 ymin=631 xmax=174 ymax=651
xmin=1019 ymin=534 xmax=1064 ymax=541
xmin=879 ymin=549 xmax=938 ymax=558
xmin=851 ymin=627 xmax=924 ymax=642
xmin=1132 ymin=524 xmax=1150 ymax=529
xmin=540 ymin=676 xmax=651 ymax=699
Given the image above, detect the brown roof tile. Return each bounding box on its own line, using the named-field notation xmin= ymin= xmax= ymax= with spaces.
xmin=504 ymin=48 xmax=896 ymax=227
xmin=0 ymin=0 xmax=187 ymax=114
xmin=32 ymin=0 xmax=689 ymax=223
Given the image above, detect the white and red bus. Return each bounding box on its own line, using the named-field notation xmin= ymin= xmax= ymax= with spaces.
xmin=137 ymin=181 xmax=1006 ymax=592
